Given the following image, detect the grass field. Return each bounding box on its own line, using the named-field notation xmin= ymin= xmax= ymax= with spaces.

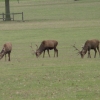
xmin=0 ymin=0 xmax=100 ymax=100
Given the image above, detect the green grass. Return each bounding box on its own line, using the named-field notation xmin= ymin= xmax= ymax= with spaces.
xmin=0 ymin=0 xmax=100 ymax=100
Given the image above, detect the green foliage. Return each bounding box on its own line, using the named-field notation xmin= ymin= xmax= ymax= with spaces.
xmin=0 ymin=0 xmax=100 ymax=100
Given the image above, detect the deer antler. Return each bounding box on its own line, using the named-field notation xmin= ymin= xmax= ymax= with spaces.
xmin=72 ymin=43 xmax=80 ymax=52
xmin=30 ymin=43 xmax=35 ymax=55
xmin=35 ymin=44 xmax=38 ymax=49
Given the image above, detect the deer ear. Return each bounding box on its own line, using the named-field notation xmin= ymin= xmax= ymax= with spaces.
xmin=42 ymin=41 xmax=45 ymax=45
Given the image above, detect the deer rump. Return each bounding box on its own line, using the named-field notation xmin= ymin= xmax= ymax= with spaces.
xmin=0 ymin=42 xmax=12 ymax=61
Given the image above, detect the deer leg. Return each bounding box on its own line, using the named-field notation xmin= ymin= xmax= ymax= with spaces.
xmin=54 ymin=49 xmax=55 ymax=57
xmin=88 ymin=50 xmax=91 ymax=58
xmin=5 ymin=54 xmax=6 ymax=61
xmin=43 ymin=50 xmax=45 ymax=58
xmin=54 ymin=48 xmax=58 ymax=57
xmin=94 ymin=49 xmax=97 ymax=58
xmin=97 ymin=46 xmax=100 ymax=57
xmin=47 ymin=49 xmax=50 ymax=57
xmin=8 ymin=53 xmax=10 ymax=61
xmin=56 ymin=49 xmax=58 ymax=57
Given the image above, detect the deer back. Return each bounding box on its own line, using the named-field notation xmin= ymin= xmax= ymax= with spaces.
xmin=3 ymin=42 xmax=12 ymax=53
xmin=1 ymin=42 xmax=12 ymax=55
xmin=83 ymin=39 xmax=100 ymax=50
xmin=42 ymin=40 xmax=58 ymax=48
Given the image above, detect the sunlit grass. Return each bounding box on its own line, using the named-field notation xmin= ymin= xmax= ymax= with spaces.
xmin=0 ymin=0 xmax=100 ymax=100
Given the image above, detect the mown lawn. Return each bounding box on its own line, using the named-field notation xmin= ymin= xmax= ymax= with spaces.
xmin=0 ymin=0 xmax=100 ymax=100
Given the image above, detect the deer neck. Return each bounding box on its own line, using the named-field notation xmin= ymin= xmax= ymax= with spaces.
xmin=82 ymin=46 xmax=88 ymax=54
xmin=37 ymin=48 xmax=44 ymax=54
xmin=0 ymin=52 xmax=5 ymax=59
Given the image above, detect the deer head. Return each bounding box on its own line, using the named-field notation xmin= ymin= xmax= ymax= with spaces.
xmin=73 ymin=44 xmax=85 ymax=58
xmin=80 ymin=49 xmax=87 ymax=58
xmin=0 ymin=48 xmax=5 ymax=60
xmin=30 ymin=43 xmax=40 ymax=57
xmin=30 ymin=43 xmax=36 ymax=55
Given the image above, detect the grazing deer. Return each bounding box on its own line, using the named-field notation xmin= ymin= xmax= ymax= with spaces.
xmin=0 ymin=42 xmax=12 ymax=61
xmin=73 ymin=39 xmax=100 ymax=58
xmin=30 ymin=40 xmax=58 ymax=58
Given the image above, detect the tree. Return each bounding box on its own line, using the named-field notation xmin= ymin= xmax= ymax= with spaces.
xmin=5 ymin=0 xmax=11 ymax=21
xmin=5 ymin=0 xmax=19 ymax=21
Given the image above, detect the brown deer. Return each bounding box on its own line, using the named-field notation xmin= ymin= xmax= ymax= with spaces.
xmin=0 ymin=42 xmax=12 ymax=61
xmin=30 ymin=40 xmax=58 ymax=58
xmin=73 ymin=39 xmax=100 ymax=58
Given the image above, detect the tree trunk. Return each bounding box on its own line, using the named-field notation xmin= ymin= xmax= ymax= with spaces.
xmin=5 ymin=0 xmax=11 ymax=21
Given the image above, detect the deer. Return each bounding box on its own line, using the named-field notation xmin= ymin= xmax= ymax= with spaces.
xmin=30 ymin=40 xmax=58 ymax=58
xmin=73 ymin=39 xmax=100 ymax=58
xmin=0 ymin=42 xmax=12 ymax=61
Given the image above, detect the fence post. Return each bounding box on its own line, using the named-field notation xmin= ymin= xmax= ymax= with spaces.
xmin=12 ymin=13 xmax=14 ymax=21
xmin=2 ymin=13 xmax=4 ymax=21
xmin=22 ymin=12 xmax=24 ymax=21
